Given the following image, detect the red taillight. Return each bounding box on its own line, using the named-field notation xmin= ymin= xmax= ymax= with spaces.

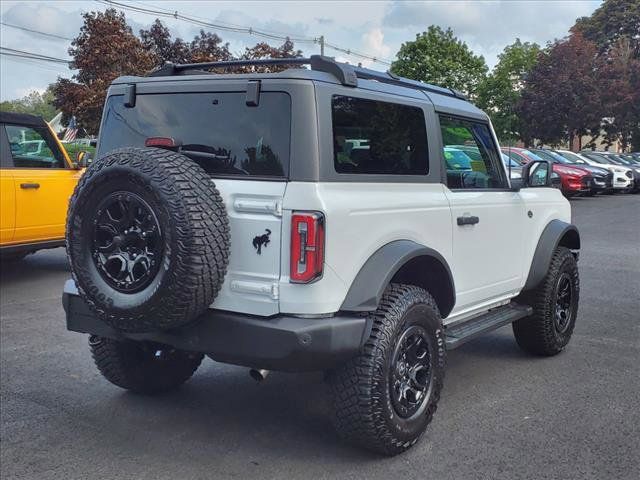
xmin=145 ymin=137 xmax=177 ymax=148
xmin=290 ymin=212 xmax=325 ymax=283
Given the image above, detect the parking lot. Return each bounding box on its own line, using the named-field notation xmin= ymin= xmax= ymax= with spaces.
xmin=1 ymin=194 xmax=639 ymax=480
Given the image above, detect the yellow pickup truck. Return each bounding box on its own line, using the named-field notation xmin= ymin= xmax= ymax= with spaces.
xmin=0 ymin=112 xmax=86 ymax=260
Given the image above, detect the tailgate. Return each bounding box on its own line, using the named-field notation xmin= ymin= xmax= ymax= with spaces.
xmin=211 ymin=179 xmax=286 ymax=316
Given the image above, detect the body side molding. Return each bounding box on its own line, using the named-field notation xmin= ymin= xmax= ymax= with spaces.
xmin=340 ymin=240 xmax=455 ymax=316
xmin=523 ymin=219 xmax=580 ymax=291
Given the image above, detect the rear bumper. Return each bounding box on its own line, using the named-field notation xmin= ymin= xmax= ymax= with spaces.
xmin=62 ymin=280 xmax=369 ymax=372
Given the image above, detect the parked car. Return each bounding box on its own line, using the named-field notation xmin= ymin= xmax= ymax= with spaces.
xmin=531 ymin=149 xmax=612 ymax=195
xmin=450 ymin=144 xmax=522 ymax=178
xmin=62 ymin=56 xmax=581 ymax=455
xmin=500 ymin=146 xmax=544 ymax=164
xmin=599 ymin=153 xmax=640 ymax=193
xmin=579 ymin=151 xmax=635 ymax=193
xmin=0 ymin=111 xmax=88 ymax=261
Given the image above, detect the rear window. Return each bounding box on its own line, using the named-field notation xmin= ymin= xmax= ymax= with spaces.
xmin=98 ymin=92 xmax=291 ymax=179
xmin=331 ymin=95 xmax=428 ymax=175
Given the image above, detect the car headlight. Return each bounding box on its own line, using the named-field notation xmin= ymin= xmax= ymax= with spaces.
xmin=612 ymin=168 xmax=626 ymax=173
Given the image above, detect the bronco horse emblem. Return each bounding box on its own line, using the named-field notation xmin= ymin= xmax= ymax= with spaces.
xmin=252 ymin=229 xmax=271 ymax=254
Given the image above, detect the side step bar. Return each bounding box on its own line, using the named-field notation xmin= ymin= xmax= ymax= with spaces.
xmin=445 ymin=303 xmax=532 ymax=349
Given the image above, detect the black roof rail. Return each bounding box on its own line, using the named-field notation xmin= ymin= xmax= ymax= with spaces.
xmin=355 ymin=66 xmax=467 ymax=100
xmin=147 ymin=55 xmax=465 ymax=100
xmin=148 ymin=56 xmax=359 ymax=87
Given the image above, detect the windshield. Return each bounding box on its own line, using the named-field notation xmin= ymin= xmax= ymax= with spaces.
xmin=532 ymin=149 xmax=563 ymax=162
xmin=98 ymin=92 xmax=291 ymax=179
xmin=501 ymin=153 xmax=520 ymax=167
xmin=557 ymin=151 xmax=585 ymax=164
xmin=581 ymin=152 xmax=609 ymax=164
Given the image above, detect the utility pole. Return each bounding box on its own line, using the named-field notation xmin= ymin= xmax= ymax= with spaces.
xmin=319 ymin=35 xmax=325 ymax=56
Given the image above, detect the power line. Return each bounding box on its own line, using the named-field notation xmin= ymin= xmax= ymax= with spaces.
xmin=96 ymin=0 xmax=393 ymax=66
xmin=0 ymin=47 xmax=71 ymax=65
xmin=0 ymin=21 xmax=74 ymax=41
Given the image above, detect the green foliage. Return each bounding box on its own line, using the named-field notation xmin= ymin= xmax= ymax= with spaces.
xmin=61 ymin=142 xmax=96 ymax=160
xmin=391 ymin=26 xmax=488 ymax=98
xmin=573 ymin=0 xmax=640 ymax=57
xmin=477 ymin=39 xmax=540 ymax=143
xmin=0 ymin=87 xmax=58 ymax=121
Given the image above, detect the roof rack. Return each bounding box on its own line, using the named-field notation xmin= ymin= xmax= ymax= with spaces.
xmin=147 ymin=55 xmax=466 ymax=100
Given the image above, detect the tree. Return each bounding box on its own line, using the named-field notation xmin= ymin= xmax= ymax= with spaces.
xmin=189 ymin=30 xmax=233 ymax=63
xmin=0 ymin=87 xmax=58 ymax=120
xmin=573 ymin=0 xmax=640 ymax=57
xmin=238 ymin=38 xmax=303 ymax=72
xmin=517 ymin=33 xmax=602 ymax=148
xmin=391 ymin=26 xmax=488 ymax=98
xmin=52 ymin=9 xmax=154 ymax=134
xmin=597 ymin=38 xmax=640 ymax=150
xmin=477 ymin=40 xmax=540 ymax=143
xmin=140 ymin=19 xmax=190 ymax=65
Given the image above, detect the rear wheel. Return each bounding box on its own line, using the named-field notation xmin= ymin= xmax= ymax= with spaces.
xmin=513 ymin=247 xmax=579 ymax=356
xmin=89 ymin=336 xmax=203 ymax=394
xmin=327 ymin=284 xmax=445 ymax=455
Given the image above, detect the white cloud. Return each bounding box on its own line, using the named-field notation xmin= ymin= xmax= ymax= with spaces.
xmin=361 ymin=27 xmax=392 ymax=66
xmin=383 ymin=0 xmax=601 ymax=67
xmin=0 ymin=0 xmax=602 ymax=100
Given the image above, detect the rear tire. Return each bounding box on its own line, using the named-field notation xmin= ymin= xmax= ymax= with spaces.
xmin=513 ymin=247 xmax=579 ymax=356
xmin=89 ymin=336 xmax=203 ymax=394
xmin=327 ymin=284 xmax=445 ymax=456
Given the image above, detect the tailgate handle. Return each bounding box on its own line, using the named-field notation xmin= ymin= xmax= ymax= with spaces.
xmin=20 ymin=183 xmax=40 ymax=189
xmin=457 ymin=215 xmax=479 ymax=226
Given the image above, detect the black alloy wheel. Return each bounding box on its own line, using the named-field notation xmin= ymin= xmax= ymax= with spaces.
xmin=92 ymin=191 xmax=164 ymax=293
xmin=389 ymin=325 xmax=433 ymax=419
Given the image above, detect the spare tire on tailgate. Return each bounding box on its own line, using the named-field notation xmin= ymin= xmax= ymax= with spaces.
xmin=66 ymin=147 xmax=230 ymax=333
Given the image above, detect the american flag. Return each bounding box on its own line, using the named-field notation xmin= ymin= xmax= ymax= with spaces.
xmin=63 ymin=116 xmax=78 ymax=142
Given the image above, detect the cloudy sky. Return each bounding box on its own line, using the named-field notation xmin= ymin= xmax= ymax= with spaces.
xmin=1 ymin=0 xmax=601 ymax=101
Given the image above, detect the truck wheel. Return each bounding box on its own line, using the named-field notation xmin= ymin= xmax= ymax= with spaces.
xmin=327 ymin=284 xmax=445 ymax=456
xmin=66 ymin=147 xmax=230 ymax=333
xmin=89 ymin=336 xmax=203 ymax=394
xmin=513 ymin=246 xmax=579 ymax=356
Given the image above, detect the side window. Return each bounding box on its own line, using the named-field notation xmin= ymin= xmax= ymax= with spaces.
xmin=331 ymin=95 xmax=428 ymax=175
xmin=4 ymin=124 xmax=66 ymax=169
xmin=439 ymin=115 xmax=507 ymax=189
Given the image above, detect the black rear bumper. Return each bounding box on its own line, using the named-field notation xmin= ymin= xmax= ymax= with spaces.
xmin=62 ymin=280 xmax=369 ymax=372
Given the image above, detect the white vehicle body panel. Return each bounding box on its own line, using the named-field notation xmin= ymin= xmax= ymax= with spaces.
xmin=209 ymin=179 xmax=286 ymax=316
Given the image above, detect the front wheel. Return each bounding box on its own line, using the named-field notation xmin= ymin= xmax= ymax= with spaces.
xmin=89 ymin=336 xmax=204 ymax=394
xmin=327 ymin=284 xmax=445 ymax=455
xmin=513 ymin=246 xmax=579 ymax=356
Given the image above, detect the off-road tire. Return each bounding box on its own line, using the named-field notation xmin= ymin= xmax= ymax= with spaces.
xmin=327 ymin=284 xmax=445 ymax=456
xmin=66 ymin=147 xmax=230 ymax=333
xmin=89 ymin=336 xmax=204 ymax=394
xmin=513 ymin=246 xmax=579 ymax=356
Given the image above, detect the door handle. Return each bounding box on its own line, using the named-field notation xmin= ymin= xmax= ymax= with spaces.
xmin=20 ymin=183 xmax=40 ymax=189
xmin=457 ymin=215 xmax=480 ymax=226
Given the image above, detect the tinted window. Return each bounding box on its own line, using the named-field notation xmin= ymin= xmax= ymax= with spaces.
xmin=331 ymin=95 xmax=428 ymax=175
xmin=4 ymin=124 xmax=66 ymax=168
xmin=439 ymin=115 xmax=506 ymax=189
xmin=98 ymin=92 xmax=291 ymax=178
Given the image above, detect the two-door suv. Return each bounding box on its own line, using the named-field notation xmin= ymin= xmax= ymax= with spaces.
xmin=63 ymin=56 xmax=581 ymax=455
xmin=0 ymin=112 xmax=86 ymax=260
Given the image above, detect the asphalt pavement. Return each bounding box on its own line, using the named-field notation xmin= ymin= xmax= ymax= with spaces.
xmin=1 ymin=194 xmax=639 ymax=480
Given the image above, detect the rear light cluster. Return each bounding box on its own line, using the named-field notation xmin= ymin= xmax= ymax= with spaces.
xmin=290 ymin=212 xmax=325 ymax=283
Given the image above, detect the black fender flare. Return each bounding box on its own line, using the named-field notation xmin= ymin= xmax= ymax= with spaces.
xmin=523 ymin=219 xmax=580 ymax=291
xmin=340 ymin=240 xmax=455 ymax=316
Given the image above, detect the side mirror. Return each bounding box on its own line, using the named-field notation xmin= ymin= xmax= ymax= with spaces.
xmin=74 ymin=150 xmax=92 ymax=168
xmin=522 ymin=160 xmax=552 ymax=187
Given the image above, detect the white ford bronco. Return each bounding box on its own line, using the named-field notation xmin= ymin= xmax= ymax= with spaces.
xmin=63 ymin=56 xmax=580 ymax=455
